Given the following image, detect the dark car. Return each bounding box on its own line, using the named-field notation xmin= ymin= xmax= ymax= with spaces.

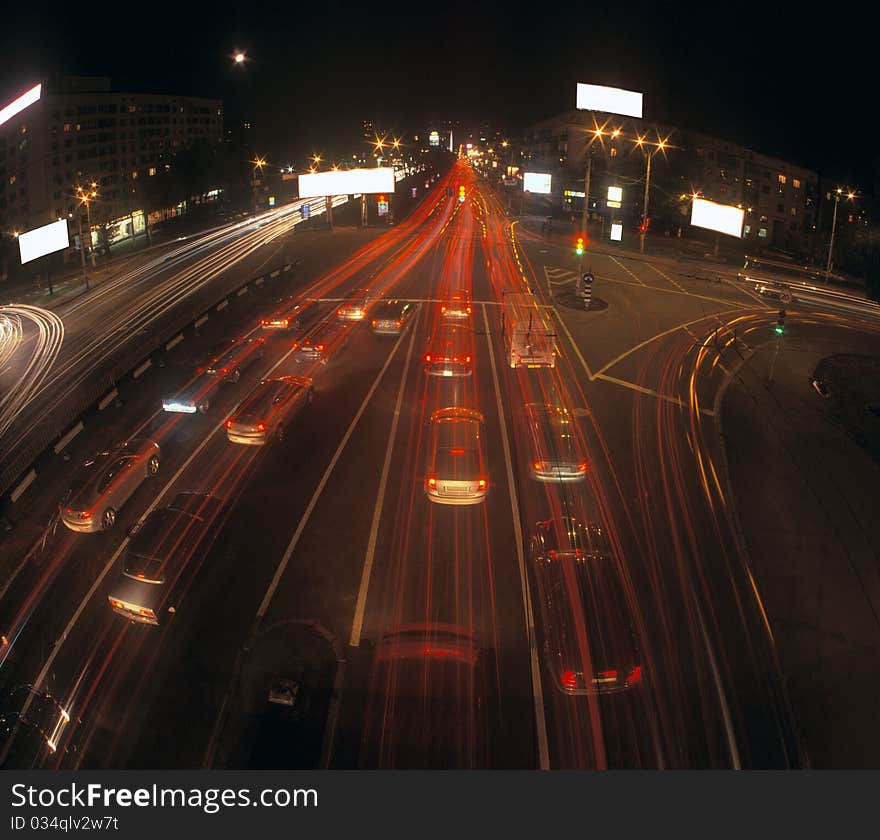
xmin=529 ymin=516 xmax=643 ymax=695
xmin=360 ymin=624 xmax=487 ymax=768
xmin=371 ymin=299 xmax=415 ymax=335
xmin=293 ymin=319 xmax=348 ymax=365
xmin=107 ymin=492 xmax=224 ymax=626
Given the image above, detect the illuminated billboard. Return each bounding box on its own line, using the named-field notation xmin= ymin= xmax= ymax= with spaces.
xmin=0 ymin=83 xmax=42 ymax=129
xmin=610 ymin=223 xmax=623 ymax=242
xmin=18 ymin=218 xmax=70 ymax=264
xmin=298 ymin=167 xmax=394 ymax=199
xmin=429 ymin=131 xmax=440 ymax=147
xmin=690 ymin=198 xmax=744 ymax=238
xmin=576 ymin=83 xmax=643 ymax=118
xmin=523 ymin=172 xmax=552 ymax=194
xmin=607 ymin=186 xmax=622 ymax=208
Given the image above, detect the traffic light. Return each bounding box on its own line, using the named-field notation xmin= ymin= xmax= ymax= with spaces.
xmin=774 ymin=309 xmax=786 ymax=336
xmin=575 ymin=235 xmax=585 ymax=256
xmin=458 ymin=185 xmax=466 ymax=203
xmin=378 ymin=194 xmax=388 ymax=215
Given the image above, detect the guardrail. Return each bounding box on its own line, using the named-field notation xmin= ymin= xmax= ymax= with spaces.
xmin=0 ymin=256 xmax=305 ymax=506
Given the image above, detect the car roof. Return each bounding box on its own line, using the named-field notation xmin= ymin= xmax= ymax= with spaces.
xmin=234 ymin=378 xmax=302 ymax=418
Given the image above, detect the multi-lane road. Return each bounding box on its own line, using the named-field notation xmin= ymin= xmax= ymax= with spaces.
xmin=3 ymin=158 xmax=878 ymax=769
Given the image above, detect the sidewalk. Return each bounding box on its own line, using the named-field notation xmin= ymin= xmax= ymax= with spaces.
xmin=720 ymin=331 xmax=880 ymax=766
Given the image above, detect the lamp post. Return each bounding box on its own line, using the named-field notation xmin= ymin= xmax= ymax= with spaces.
xmin=251 ymin=156 xmax=266 ymax=214
xmin=633 ymin=136 xmax=670 ymax=254
xmin=825 ymin=187 xmax=856 ymax=282
xmin=75 ymin=182 xmax=98 ymax=271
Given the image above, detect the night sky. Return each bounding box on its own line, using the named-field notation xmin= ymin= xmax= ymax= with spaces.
xmin=2 ymin=2 xmax=875 ymax=186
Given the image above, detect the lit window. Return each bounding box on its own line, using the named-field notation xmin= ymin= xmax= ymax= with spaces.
xmin=792 ymin=178 xmax=801 ymax=189
xmin=744 ymin=225 xmax=751 ymax=235
xmin=148 ymin=167 xmax=156 ymax=176
xmin=758 ymin=227 xmax=767 ymax=238
xmin=778 ymin=174 xmax=786 ymax=184
xmin=131 ymin=170 xmax=138 ymax=179
xmin=610 ymin=147 xmax=617 ymax=157
xmin=791 ymin=207 xmax=797 ymax=217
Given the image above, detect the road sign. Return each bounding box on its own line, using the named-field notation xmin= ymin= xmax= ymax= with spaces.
xmin=301 ymin=204 xmax=310 ymax=219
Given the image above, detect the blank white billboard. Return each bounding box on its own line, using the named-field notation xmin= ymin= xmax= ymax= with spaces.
xmin=298 ymin=167 xmax=394 ymax=198
xmin=690 ymin=198 xmax=744 ymax=238
xmin=18 ymin=218 xmax=70 ymax=264
xmin=523 ymin=172 xmax=552 ymax=194
xmin=610 ymin=223 xmax=623 ymax=242
xmin=0 ymin=83 xmax=41 ymax=129
xmin=576 ymin=83 xmax=643 ymax=118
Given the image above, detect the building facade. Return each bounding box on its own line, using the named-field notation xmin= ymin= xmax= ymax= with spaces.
xmin=522 ymin=110 xmax=819 ymax=255
xmin=0 ymin=76 xmax=223 ymax=237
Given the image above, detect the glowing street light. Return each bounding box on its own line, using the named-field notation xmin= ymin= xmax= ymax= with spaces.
xmin=826 ymin=186 xmax=858 ymax=282
xmin=233 ymin=50 xmax=246 ymax=65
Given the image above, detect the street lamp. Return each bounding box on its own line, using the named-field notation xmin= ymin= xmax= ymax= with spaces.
xmin=233 ymin=50 xmax=247 ymax=65
xmin=633 ymin=134 xmax=671 ymax=253
xmin=75 ymin=182 xmax=98 ymax=272
xmin=825 ymin=186 xmax=857 ymax=282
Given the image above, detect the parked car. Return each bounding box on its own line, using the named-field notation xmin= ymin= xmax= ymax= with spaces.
xmin=61 ymin=439 xmax=160 ymax=533
xmin=226 ymin=375 xmax=314 ymax=445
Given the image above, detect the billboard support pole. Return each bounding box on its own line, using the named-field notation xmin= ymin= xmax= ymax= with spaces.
xmin=640 ymin=150 xmax=652 ymax=254
xmin=76 ymin=211 xmax=90 ymax=290
xmin=714 ymin=233 xmax=720 ymax=258
xmin=361 ymin=193 xmax=367 ymax=227
xmin=325 ymin=196 xmax=334 ymax=231
xmin=579 ymin=151 xmax=592 ymax=275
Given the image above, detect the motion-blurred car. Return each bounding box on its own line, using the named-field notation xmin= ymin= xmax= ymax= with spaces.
xmin=260 ymin=303 xmax=305 ymax=330
xmin=204 ymin=336 xmax=264 ymax=382
xmin=440 ymin=291 xmax=472 ymax=319
xmin=424 ymin=321 xmax=474 ymax=377
xmin=529 ymin=516 xmax=642 ymax=695
xmin=425 ymin=407 xmax=487 ymax=505
xmin=226 ymin=375 xmax=314 ymax=445
xmin=753 ymin=281 xmax=792 ymax=303
xmin=371 ymin=300 xmax=415 ymax=335
xmin=108 ymin=492 xmax=224 ymax=626
xmin=337 ymin=287 xmax=373 ymax=321
xmin=293 ymin=319 xmax=347 ymax=365
xmin=524 ymin=403 xmax=588 ymax=482
xmin=361 ymin=624 xmax=486 ymax=768
xmin=61 ymin=439 xmax=160 ymax=533
xmin=0 ymin=686 xmax=73 ymax=768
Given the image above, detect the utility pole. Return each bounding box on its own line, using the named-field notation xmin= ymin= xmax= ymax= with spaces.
xmin=639 ymin=150 xmax=652 ymax=254
xmin=76 ymin=211 xmax=89 ymax=290
xmin=825 ymin=190 xmax=840 ymax=283
xmin=579 ymin=151 xmax=592 ymax=276
xmin=84 ymin=199 xmax=96 ymax=267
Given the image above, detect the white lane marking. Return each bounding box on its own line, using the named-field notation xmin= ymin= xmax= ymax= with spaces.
xmin=349 ymin=307 xmax=421 ymax=647
xmin=252 ymin=324 xmax=412 ymax=625
xmin=481 ymin=302 xmax=550 ymax=770
xmin=644 ymin=261 xmax=687 ymax=293
xmin=608 ymin=254 xmax=647 ymax=286
xmin=550 ymin=307 xmax=595 ymax=381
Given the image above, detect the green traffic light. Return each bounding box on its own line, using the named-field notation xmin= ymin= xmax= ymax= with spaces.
xmin=774 ymin=324 xmax=785 ymax=335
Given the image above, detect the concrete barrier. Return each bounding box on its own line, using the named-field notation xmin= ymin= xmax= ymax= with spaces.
xmin=98 ymin=389 xmax=119 ymax=411
xmin=10 ymin=469 xmax=37 ymax=504
xmin=53 ymin=421 xmax=84 ymax=454
xmin=133 ymin=359 xmax=152 ymax=379
xmin=165 ymin=333 xmax=184 ymax=351
xmin=216 ymin=299 xmax=228 ymax=311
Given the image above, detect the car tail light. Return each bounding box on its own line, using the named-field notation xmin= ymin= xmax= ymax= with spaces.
xmin=466 ymin=306 xmax=471 ymax=314
xmin=108 ymin=598 xmax=124 ymax=610
xmin=256 ymin=423 xmax=265 ymax=432
xmin=221 ymin=368 xmax=228 ymax=375
xmin=561 ymin=670 xmax=578 ymax=689
xmin=138 ymin=608 xmax=156 ymax=620
xmin=597 ymin=670 xmax=618 ymax=681
xmin=395 ymin=321 xmax=401 ymax=328
xmin=478 ymin=478 xmax=487 ymax=489
xmin=578 ymin=462 xmax=588 ymax=472
xmin=197 ymin=367 xmax=204 ymax=374
xmin=533 ymin=461 xmax=543 ymax=471
xmin=316 ymin=344 xmax=324 ymax=351
xmin=225 ymin=419 xmax=234 ymax=429
xmin=441 ymin=305 xmax=447 ymax=312
xmin=136 ymin=573 xmax=146 ymax=579
xmin=465 ymin=355 xmax=471 ymax=363
xmin=424 ymin=354 xmax=431 ymax=363
xmin=292 ymin=342 xmax=299 ymax=350
xmin=371 ymin=320 xmax=377 ymax=327
xmin=427 ymin=476 xmax=437 ymax=488
xmin=626 ymin=666 xmax=643 ymax=685
xmin=337 ymin=308 xmax=344 ymax=316
xmin=260 ymin=319 xmax=268 ymax=325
